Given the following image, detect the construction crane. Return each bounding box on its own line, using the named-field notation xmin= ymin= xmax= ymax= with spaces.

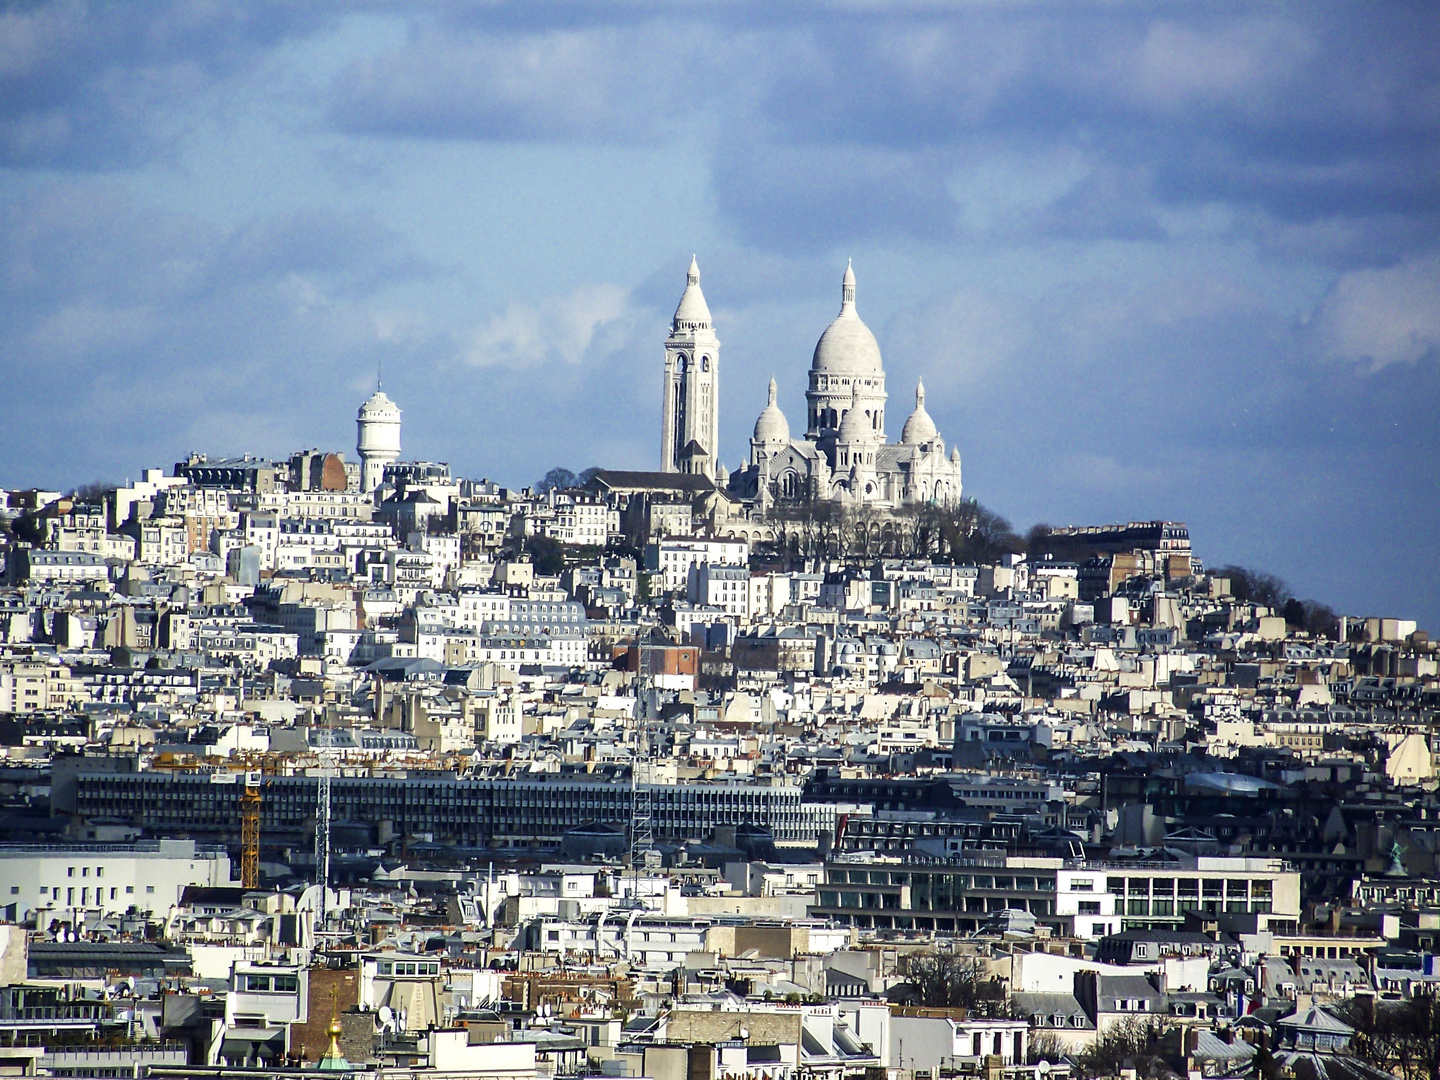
xmin=240 ymin=770 xmax=262 ymax=889
xmin=228 ymin=754 xmax=286 ymax=890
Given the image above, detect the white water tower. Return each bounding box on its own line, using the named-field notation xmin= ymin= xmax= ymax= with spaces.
xmin=357 ymin=389 xmax=401 ymax=492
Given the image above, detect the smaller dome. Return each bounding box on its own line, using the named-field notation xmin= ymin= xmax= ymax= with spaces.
xmin=358 ymin=390 xmax=400 ymax=421
xmin=753 ymin=377 xmax=790 ymax=443
xmin=901 ymin=379 xmax=938 ymax=445
xmin=836 ymin=383 xmax=873 ymax=444
xmin=672 ymin=255 xmax=712 ymax=330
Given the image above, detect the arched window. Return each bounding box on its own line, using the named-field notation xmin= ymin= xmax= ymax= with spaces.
xmin=701 ymin=355 xmax=710 ymax=371
xmin=677 ymin=353 xmax=689 ymax=372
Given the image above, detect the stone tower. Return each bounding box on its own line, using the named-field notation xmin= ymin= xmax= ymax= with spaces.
xmin=660 ymin=257 xmax=721 ymax=478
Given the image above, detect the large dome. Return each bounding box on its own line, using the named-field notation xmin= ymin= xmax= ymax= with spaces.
xmin=811 ymin=261 xmax=883 ymax=374
xmin=753 ymin=378 xmax=789 ymax=443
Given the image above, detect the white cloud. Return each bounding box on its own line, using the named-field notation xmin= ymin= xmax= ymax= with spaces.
xmin=1302 ymin=258 xmax=1440 ymax=371
xmin=464 ymin=282 xmax=634 ymax=369
xmin=883 ymin=286 xmax=1034 ymax=393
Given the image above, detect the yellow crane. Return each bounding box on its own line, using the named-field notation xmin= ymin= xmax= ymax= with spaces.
xmin=240 ymin=772 xmax=262 ymax=889
xmin=221 ymin=753 xmax=286 ymax=890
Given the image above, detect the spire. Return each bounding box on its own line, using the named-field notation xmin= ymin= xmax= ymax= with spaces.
xmin=916 ymin=378 xmax=925 ymax=407
xmin=767 ymin=377 xmax=777 ymax=406
xmin=672 ymin=255 xmax=712 ymax=330
xmin=841 ymin=258 xmax=856 ymax=310
xmin=377 ymin=359 xmax=383 ymax=391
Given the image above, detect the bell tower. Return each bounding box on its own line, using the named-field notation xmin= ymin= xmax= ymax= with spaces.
xmin=660 ymin=257 xmax=721 ymax=478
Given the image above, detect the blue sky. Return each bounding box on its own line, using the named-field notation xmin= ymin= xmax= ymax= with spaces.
xmin=1 ymin=2 xmax=1437 ymax=628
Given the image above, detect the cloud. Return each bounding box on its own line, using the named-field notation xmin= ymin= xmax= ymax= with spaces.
xmin=1301 ymin=258 xmax=1440 ymax=370
xmin=0 ymin=1 xmax=330 ymax=168
xmin=0 ymin=179 xmax=440 ymax=479
xmin=464 ymin=283 xmax=636 ymax=368
xmin=326 ymin=19 xmax=717 ymax=144
xmin=883 ymin=286 xmax=1033 ymax=393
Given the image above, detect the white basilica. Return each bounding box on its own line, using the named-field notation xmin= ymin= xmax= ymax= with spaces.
xmin=660 ymin=258 xmax=963 ymax=513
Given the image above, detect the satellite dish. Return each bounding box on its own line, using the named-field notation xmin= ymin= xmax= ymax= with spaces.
xmin=378 ymin=1006 xmax=394 ymax=1031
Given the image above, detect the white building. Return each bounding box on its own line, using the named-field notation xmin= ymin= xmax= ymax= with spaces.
xmin=0 ymin=839 xmax=233 ymax=923
xmin=645 ymin=536 xmax=748 ymax=592
xmin=658 ymin=260 xmax=964 ymax=511
xmin=357 ymin=388 xmax=402 ymax=493
xmin=688 ymin=563 xmax=750 ymax=619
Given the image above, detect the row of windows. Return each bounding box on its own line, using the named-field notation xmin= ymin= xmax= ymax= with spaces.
xmin=241 ymin=974 xmax=299 ymax=993
xmin=374 ymin=961 xmax=439 ymax=976
xmin=37 ymin=884 xmax=153 ymax=901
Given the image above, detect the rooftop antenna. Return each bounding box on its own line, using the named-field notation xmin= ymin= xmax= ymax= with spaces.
xmin=377 ymin=359 xmax=383 ymax=391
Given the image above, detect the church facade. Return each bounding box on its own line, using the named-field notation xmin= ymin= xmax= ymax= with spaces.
xmin=660 ymin=259 xmax=963 ymax=514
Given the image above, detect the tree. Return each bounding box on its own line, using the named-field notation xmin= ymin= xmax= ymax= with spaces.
xmin=68 ymin=481 xmax=117 ymax=504
xmin=525 ymin=534 xmax=566 ymax=576
xmin=576 ymin=466 xmax=603 ymax=488
xmin=1335 ymin=990 xmax=1440 ymax=1080
xmin=902 ymin=952 xmax=1008 ymax=1015
xmin=1027 ymin=1032 xmax=1068 ymax=1066
xmin=1213 ymin=564 xmax=1290 ymax=609
xmin=919 ymin=499 xmax=1024 ymax=565
xmin=1073 ymin=1017 xmax=1170 ymax=1080
xmin=536 ymin=467 xmax=577 ymax=493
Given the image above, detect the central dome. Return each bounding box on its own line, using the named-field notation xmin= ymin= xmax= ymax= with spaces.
xmin=811 ymin=261 xmax=883 ymax=375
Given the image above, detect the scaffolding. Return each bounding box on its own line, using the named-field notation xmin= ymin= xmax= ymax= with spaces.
xmin=314 ymin=771 xmax=332 ymax=928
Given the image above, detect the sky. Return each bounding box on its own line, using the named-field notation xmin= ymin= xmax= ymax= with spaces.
xmin=1 ymin=1 xmax=1438 ymax=629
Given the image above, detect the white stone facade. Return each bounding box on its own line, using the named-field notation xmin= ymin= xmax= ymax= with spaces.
xmin=660 ymin=260 xmax=963 ymax=512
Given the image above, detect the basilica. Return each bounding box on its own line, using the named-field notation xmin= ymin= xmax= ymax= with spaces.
xmin=660 ymin=258 xmax=963 ymax=513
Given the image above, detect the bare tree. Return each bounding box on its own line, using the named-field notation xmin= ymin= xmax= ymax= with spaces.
xmin=537 ymin=467 xmax=577 ymax=493
xmin=1027 ymin=1031 xmax=1068 ymax=1066
xmin=902 ymin=952 xmax=1009 ymax=1016
xmin=1336 ymin=990 xmax=1440 ymax=1080
xmin=1073 ymin=1018 xmax=1171 ymax=1080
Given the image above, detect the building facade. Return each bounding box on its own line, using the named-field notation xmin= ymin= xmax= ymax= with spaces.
xmin=658 ymin=260 xmax=964 ymax=513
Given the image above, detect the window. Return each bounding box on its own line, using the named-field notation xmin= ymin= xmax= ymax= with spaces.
xmin=1079 ymin=901 xmax=1101 ymax=915
xmin=1072 ymin=879 xmax=1094 ymax=891
xmin=145 ymin=886 xmax=155 ymax=894
xmin=1135 ymin=944 xmax=1149 ymax=958
xmin=7 ymin=887 xmax=15 ymax=895
xmin=67 ymin=867 xmax=75 ymax=878
xmin=125 ymin=886 xmax=134 ymax=895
